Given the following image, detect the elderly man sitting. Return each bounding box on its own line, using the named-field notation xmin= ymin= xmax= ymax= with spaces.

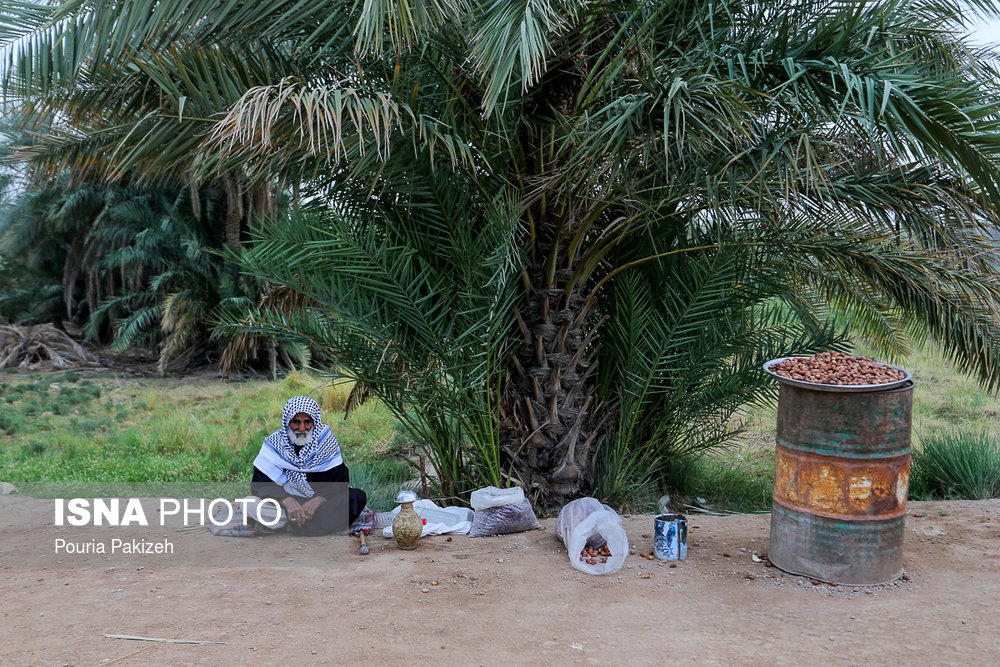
xmin=251 ymin=396 xmax=367 ymax=536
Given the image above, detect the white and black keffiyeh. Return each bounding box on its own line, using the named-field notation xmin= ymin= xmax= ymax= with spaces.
xmin=253 ymin=396 xmax=343 ymax=498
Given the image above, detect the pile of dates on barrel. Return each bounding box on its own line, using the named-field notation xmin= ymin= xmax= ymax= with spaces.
xmin=769 ymin=351 xmax=905 ymax=386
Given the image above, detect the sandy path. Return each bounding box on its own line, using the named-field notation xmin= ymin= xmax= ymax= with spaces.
xmin=1 ymin=497 xmax=998 ymax=665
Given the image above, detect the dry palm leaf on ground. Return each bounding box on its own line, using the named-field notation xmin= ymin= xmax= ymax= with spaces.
xmin=0 ymin=324 xmax=97 ymax=369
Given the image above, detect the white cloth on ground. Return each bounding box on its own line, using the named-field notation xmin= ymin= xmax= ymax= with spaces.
xmin=380 ymin=499 xmax=474 ymax=538
xmin=241 ymin=495 xmax=288 ymax=530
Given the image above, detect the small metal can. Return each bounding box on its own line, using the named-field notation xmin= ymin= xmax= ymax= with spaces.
xmin=654 ymin=513 xmax=687 ymax=561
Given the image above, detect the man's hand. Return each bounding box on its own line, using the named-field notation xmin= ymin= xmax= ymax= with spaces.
xmin=301 ymin=496 xmax=326 ymax=522
xmin=281 ymin=497 xmax=306 ymax=526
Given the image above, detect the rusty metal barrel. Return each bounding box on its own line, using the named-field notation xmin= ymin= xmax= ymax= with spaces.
xmin=765 ymin=362 xmax=913 ymax=585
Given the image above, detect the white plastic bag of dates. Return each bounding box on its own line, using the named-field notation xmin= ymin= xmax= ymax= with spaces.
xmin=555 ymin=497 xmax=628 ymax=575
xmin=467 ymin=486 xmax=542 ymax=537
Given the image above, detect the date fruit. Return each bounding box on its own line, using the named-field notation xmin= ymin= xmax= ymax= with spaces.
xmin=769 ymin=352 xmax=904 ymax=386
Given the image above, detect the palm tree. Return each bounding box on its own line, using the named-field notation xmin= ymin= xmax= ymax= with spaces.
xmin=5 ymin=0 xmax=1000 ymax=504
xmin=81 ymin=185 xmax=260 ymax=374
xmin=0 ymin=169 xmax=263 ymax=372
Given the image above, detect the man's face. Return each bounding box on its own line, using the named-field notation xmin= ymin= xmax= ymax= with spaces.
xmin=288 ymin=412 xmax=314 ymax=446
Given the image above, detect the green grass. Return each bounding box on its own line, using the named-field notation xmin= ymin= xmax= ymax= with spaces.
xmin=666 ymin=433 xmax=776 ymax=513
xmin=348 ymin=459 xmax=416 ymax=511
xmin=0 ymin=371 xmax=412 ymax=493
xmin=904 ymin=345 xmax=1000 ymax=446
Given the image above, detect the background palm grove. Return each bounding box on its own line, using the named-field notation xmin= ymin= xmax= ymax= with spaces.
xmin=3 ymin=0 xmax=1000 ymax=507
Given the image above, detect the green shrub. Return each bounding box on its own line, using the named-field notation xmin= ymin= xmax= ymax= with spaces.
xmin=910 ymin=430 xmax=1000 ymax=500
xmin=19 ymin=440 xmax=46 ymax=457
xmin=7 ymin=381 xmax=46 ymax=397
xmin=60 ymin=440 xmax=84 ymax=460
xmin=58 ymin=386 xmax=81 ymax=404
xmin=20 ymin=401 xmax=43 ymax=417
xmin=70 ymin=417 xmax=111 ymax=433
xmin=0 ymin=407 xmax=24 ymax=434
xmin=592 ymin=439 xmax=662 ymax=513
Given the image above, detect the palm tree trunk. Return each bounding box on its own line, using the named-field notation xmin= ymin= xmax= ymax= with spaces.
xmin=502 ymin=39 xmax=609 ymax=504
xmin=222 ymin=174 xmax=244 ymax=248
xmin=503 ymin=257 xmax=603 ymax=505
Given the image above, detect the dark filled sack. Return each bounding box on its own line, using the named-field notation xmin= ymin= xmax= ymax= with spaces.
xmin=467 ymin=486 xmax=541 ymax=537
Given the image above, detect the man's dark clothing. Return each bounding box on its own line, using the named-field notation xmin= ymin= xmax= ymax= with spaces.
xmin=252 ymin=445 xmax=366 ymax=535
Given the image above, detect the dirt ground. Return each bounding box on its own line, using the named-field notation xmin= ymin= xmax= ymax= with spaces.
xmin=1 ymin=496 xmax=998 ymax=666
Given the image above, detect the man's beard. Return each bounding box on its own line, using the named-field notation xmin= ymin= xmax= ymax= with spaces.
xmin=286 ymin=427 xmax=312 ymax=447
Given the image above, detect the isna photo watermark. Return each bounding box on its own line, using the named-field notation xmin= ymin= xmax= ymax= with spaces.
xmin=53 ymin=497 xmax=282 ymax=527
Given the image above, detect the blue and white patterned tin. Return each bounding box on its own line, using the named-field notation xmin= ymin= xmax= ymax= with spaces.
xmin=654 ymin=513 xmax=687 ymax=561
